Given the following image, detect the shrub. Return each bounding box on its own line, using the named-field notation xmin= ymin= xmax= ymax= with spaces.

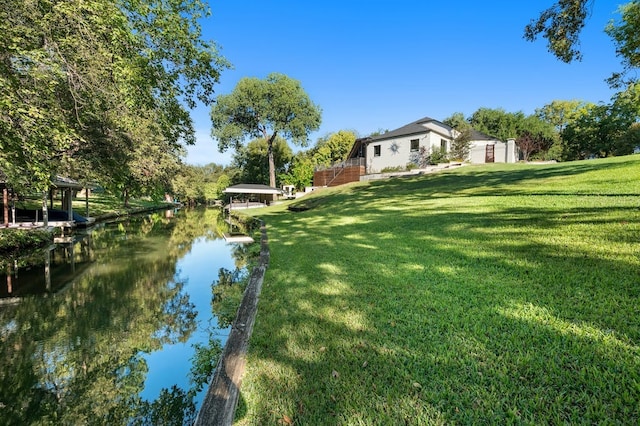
xmin=430 ymin=147 xmax=449 ymax=164
xmin=409 ymin=146 xmax=431 ymax=168
xmin=380 ymin=166 xmax=404 ymax=173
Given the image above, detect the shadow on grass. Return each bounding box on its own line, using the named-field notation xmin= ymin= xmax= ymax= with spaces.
xmin=237 ymin=157 xmax=640 ymax=424
xmin=291 ymin=156 xmax=639 ymax=214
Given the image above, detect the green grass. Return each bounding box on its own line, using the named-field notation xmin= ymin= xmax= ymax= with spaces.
xmin=0 ymin=193 xmax=171 ymax=253
xmin=13 ymin=191 xmax=168 ymax=218
xmin=236 ymin=155 xmax=640 ymax=425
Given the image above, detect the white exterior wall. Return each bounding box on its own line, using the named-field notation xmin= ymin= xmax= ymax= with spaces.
xmin=506 ymin=139 xmax=518 ymax=163
xmin=366 ymin=131 xmax=453 ymax=173
xmin=495 ymin=143 xmax=507 ymax=162
xmin=468 ymin=140 xmax=515 ymax=164
xmin=468 ymin=143 xmax=488 ymax=163
xmin=363 ymin=123 xmax=520 ymax=172
xmin=366 ymin=134 xmax=421 ymax=173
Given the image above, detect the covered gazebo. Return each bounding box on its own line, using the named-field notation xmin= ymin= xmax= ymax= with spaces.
xmin=1 ymin=174 xmax=90 ymax=228
xmin=50 ymin=176 xmax=85 ymax=222
xmin=223 ymin=184 xmax=282 ymax=211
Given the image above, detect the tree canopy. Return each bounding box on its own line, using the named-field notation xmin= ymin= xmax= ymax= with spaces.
xmin=0 ymin=0 xmax=228 ymax=198
xmin=311 ymin=130 xmax=357 ymax=167
xmin=560 ymin=87 xmax=640 ymax=159
xmin=534 ymin=100 xmax=596 ymax=132
xmin=231 ymin=138 xmax=293 ymax=187
xmin=210 ymin=73 xmax=322 ymax=188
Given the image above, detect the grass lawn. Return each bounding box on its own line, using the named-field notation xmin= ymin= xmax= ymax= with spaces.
xmin=0 ymin=193 xmax=172 ymax=253
xmin=236 ymin=155 xmax=640 ymax=425
xmin=13 ymin=191 xmax=170 ymax=218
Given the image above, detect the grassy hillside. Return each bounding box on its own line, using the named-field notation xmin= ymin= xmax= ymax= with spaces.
xmin=237 ymin=156 xmax=640 ymax=425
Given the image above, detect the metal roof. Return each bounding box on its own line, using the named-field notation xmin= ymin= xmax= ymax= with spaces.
xmin=52 ymin=175 xmax=83 ymax=189
xmin=223 ymin=184 xmax=283 ymax=194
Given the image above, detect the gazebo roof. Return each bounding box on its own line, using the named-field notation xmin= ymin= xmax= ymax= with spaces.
xmin=223 ymin=184 xmax=282 ymax=195
xmin=52 ymin=175 xmax=83 ymax=190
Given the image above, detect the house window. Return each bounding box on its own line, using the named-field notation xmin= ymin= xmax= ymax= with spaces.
xmin=373 ymin=145 xmax=381 ymax=157
xmin=440 ymin=139 xmax=448 ymax=152
xmin=410 ymin=139 xmax=419 ymax=152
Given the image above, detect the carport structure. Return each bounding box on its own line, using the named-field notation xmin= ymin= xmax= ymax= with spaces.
xmin=223 ymin=184 xmax=282 ymax=211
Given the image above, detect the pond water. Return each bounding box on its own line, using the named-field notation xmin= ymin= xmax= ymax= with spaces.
xmin=0 ymin=208 xmax=253 ymax=425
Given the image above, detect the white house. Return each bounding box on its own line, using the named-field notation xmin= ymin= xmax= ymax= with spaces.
xmin=348 ymin=116 xmax=519 ymax=174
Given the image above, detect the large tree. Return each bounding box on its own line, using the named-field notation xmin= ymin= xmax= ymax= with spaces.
xmin=210 ymin=73 xmax=322 ymax=189
xmin=468 ymin=108 xmax=525 ymax=141
xmin=0 ymin=0 xmax=227 ymax=198
xmin=561 ymin=87 xmax=640 ymax=159
xmin=535 ymin=100 xmax=596 ymax=132
xmin=231 ymin=137 xmax=293 ymax=187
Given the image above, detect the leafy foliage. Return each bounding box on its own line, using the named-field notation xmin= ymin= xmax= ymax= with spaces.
xmin=467 ymin=108 xmax=557 ymax=161
xmin=311 ymin=130 xmax=357 ymax=167
xmin=189 ymin=337 xmax=223 ymax=394
xmin=211 ymin=73 xmax=321 ymax=188
xmin=0 ymin=0 xmax=228 ymax=199
xmin=535 ymin=99 xmax=596 ymax=132
xmin=606 ymin=1 xmax=640 ymax=87
xmin=429 ymin=147 xmax=449 ymax=164
xmin=172 ymin=163 xmax=232 ymax=205
xmin=444 ymin=113 xmax=473 ymax=161
xmin=211 ymin=267 xmax=248 ymax=328
xmin=526 ymin=1 xmax=640 ymax=87
xmin=409 ymin=146 xmax=431 ymax=168
xmin=524 ymin=0 xmax=592 ymax=62
xmin=281 ymin=152 xmax=316 ymax=191
xmin=469 ymin=108 xmax=524 ymax=141
xmin=561 ymin=99 xmax=638 ymax=159
xmin=232 ymin=138 xmax=293 ymax=187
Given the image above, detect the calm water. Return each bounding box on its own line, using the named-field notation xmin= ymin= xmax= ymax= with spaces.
xmin=0 ymin=208 xmax=252 ymax=425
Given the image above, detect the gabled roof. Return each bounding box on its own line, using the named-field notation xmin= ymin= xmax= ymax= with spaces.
xmin=469 ymin=128 xmax=501 ymax=141
xmin=369 ymin=116 xmax=452 ymax=141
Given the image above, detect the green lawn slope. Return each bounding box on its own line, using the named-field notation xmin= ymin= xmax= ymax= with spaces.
xmin=238 ymin=155 xmax=640 ymax=425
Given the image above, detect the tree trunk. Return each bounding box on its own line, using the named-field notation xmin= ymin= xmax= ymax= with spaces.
xmin=3 ymin=188 xmax=8 ymax=227
xmin=267 ymin=137 xmax=276 ymax=189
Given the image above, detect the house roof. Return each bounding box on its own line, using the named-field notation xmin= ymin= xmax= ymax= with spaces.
xmin=369 ymin=116 xmax=447 ymax=141
xmin=1 ymin=173 xmax=85 ymax=190
xmin=347 ymin=116 xmax=503 ymax=159
xmin=469 ymin=128 xmax=500 ymax=141
xmin=223 ymin=184 xmax=282 ymax=195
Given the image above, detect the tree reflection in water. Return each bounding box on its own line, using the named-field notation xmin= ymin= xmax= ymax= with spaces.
xmin=0 ymin=208 xmax=255 ymax=425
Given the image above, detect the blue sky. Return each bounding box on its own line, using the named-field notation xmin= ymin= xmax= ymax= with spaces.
xmin=184 ymin=0 xmax=625 ymax=166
